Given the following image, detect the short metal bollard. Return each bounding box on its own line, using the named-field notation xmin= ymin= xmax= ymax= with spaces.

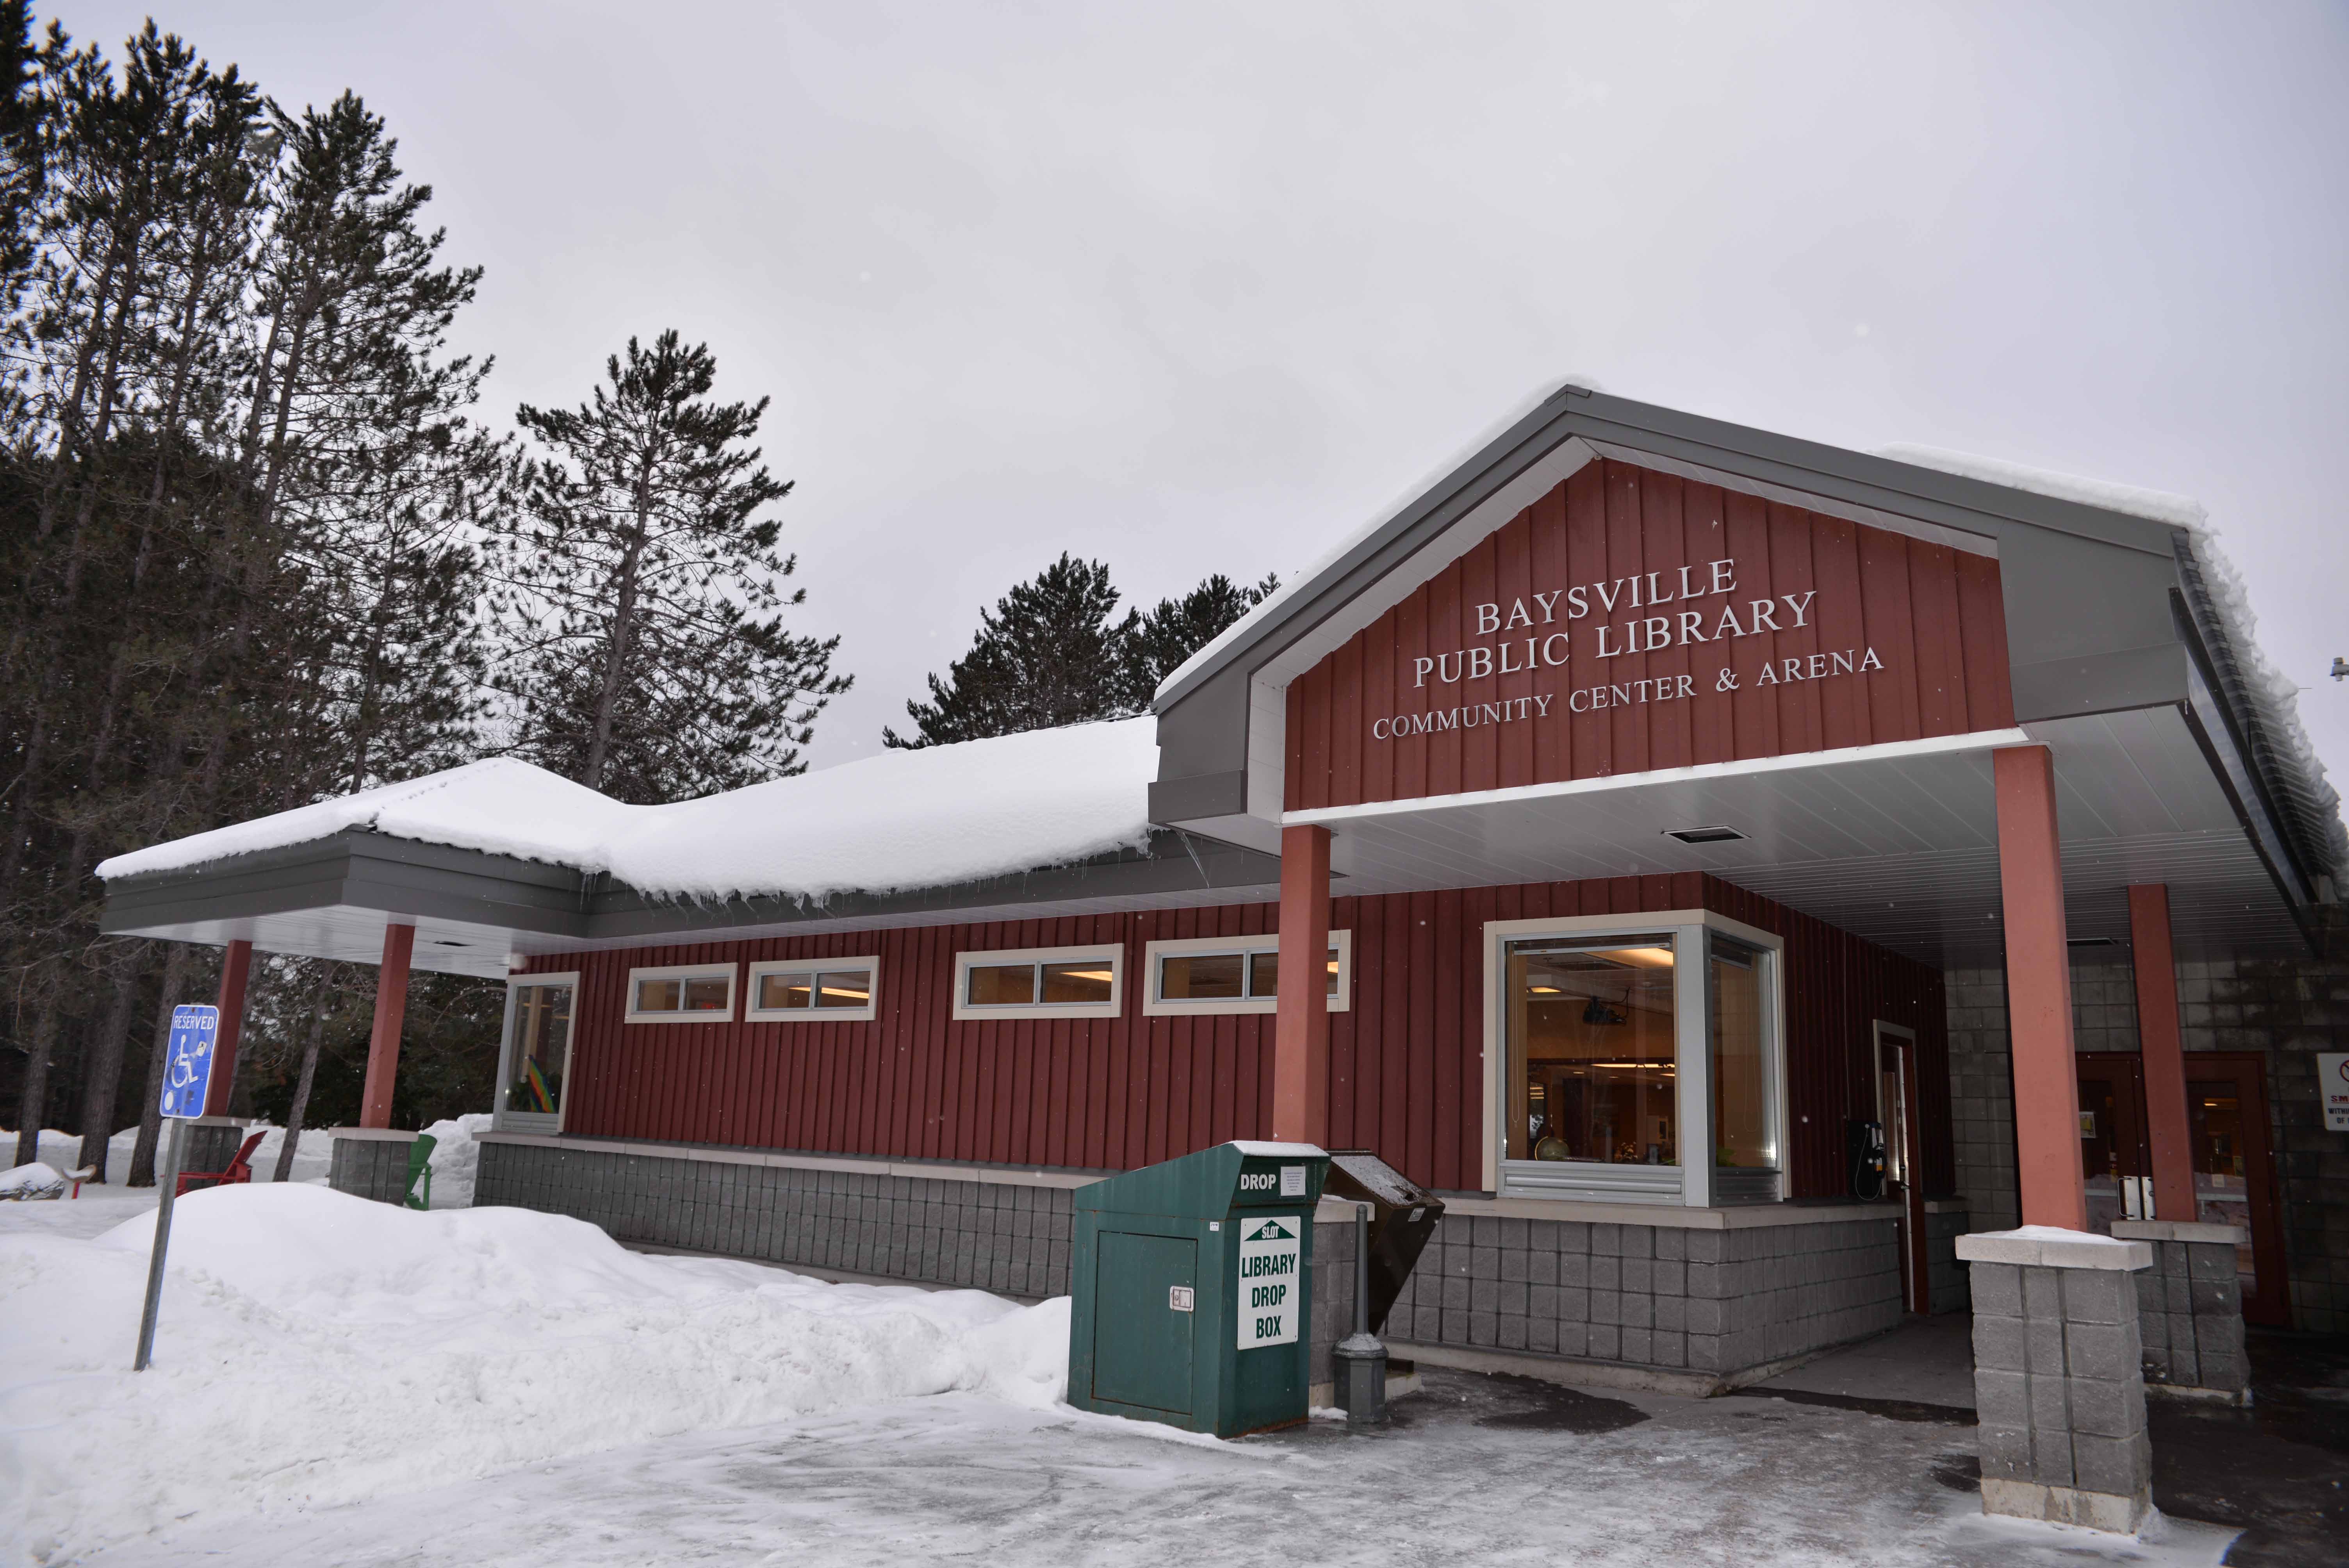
xmin=1332 ymin=1202 xmax=1389 ymax=1429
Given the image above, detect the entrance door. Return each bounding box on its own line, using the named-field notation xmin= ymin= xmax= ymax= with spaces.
xmin=2075 ymin=1051 xmax=2288 ymax=1329
xmin=2184 ymin=1055 xmax=2288 ymax=1328
xmin=1872 ymin=1022 xmax=1929 ymax=1314
xmin=2077 ymin=1053 xmax=2150 ymax=1233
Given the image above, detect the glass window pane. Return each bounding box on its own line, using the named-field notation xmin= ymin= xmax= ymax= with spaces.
xmin=635 ymin=978 xmax=682 ymax=1013
xmin=1711 ymin=940 xmax=1772 ymax=1169
xmin=1041 ymin=960 xmax=1115 ymax=1005
xmin=2188 ymin=1083 xmax=2256 ymax=1295
xmin=681 ymin=976 xmax=731 ymax=1012
xmin=1249 ymin=951 xmax=1280 ymax=998
xmin=1163 ymin=953 xmax=1245 ymax=1000
xmin=1327 ymin=947 xmax=1341 ymax=999
xmin=1505 ymin=937 xmax=1677 ymax=1166
xmin=966 ymin=963 xmax=1036 ymax=1006
xmin=814 ymin=970 xmax=871 ymax=1009
xmin=508 ymin=983 xmax=572 ymax=1115
xmin=759 ymin=972 xmax=813 ymax=1010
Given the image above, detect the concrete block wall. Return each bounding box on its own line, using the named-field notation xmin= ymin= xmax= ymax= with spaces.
xmin=176 ymin=1123 xmax=247 ymax=1184
xmin=1382 ymin=1213 xmax=1902 ymax=1376
xmin=1970 ymin=1256 xmax=2153 ymax=1532
xmin=1946 ymin=966 xmax=2022 ymax=1235
xmin=476 ymin=1141 xmax=1075 ymax=1300
xmin=1946 ymin=934 xmax=2349 ymax=1333
xmin=1927 ymin=1204 xmax=1971 ymax=1314
xmin=329 ymin=1137 xmax=414 ymax=1205
xmin=2131 ymin=1237 xmax=2249 ymax=1394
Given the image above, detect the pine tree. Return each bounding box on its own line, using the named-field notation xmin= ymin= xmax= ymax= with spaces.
xmin=884 ymin=553 xmax=1136 ymax=749
xmin=489 ymin=331 xmax=848 ymax=804
xmin=886 ymin=561 xmax=1278 ymax=748
xmin=1120 ymin=571 xmax=1278 ymax=709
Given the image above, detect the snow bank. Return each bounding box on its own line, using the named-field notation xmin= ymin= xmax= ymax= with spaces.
xmin=96 ymin=719 xmax=1161 ymax=906
xmin=417 ymin=1112 xmax=494 ymax=1208
xmin=1881 ymin=444 xmax=2346 ymax=879
xmin=0 ymin=1183 xmax=1069 ymax=1564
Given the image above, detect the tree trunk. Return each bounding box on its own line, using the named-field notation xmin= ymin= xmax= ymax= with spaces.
xmin=129 ymin=944 xmax=195 ymax=1186
xmin=273 ymin=974 xmax=333 ymax=1184
xmin=76 ymin=947 xmax=149 ymax=1180
xmin=11 ymin=980 xmax=61 ymax=1167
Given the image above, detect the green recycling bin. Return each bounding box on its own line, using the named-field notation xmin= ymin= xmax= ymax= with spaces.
xmin=1068 ymin=1140 xmax=1331 ymax=1437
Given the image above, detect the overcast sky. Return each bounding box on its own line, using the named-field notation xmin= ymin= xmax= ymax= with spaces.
xmin=52 ymin=1 xmax=2349 ymax=784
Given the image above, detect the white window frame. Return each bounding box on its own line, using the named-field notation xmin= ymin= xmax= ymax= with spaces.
xmin=951 ymin=944 xmax=1123 ymax=1021
xmin=1141 ymin=930 xmax=1354 ymax=1016
xmin=745 ymin=956 xmax=882 ymax=1022
xmin=624 ymin=961 xmax=739 ymax=1025
xmin=1481 ymin=909 xmax=1787 ymax=1208
xmin=494 ymin=971 xmax=579 ymax=1134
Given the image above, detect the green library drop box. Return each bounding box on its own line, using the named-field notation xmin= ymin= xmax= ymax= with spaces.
xmin=1067 ymin=1141 xmax=1331 ymax=1437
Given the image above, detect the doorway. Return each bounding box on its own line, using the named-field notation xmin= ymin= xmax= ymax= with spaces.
xmin=2075 ymin=1050 xmax=2287 ymax=1327
xmin=1871 ymin=1021 xmax=1929 ymax=1315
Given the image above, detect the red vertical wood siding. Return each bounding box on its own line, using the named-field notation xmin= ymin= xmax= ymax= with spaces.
xmin=522 ymin=873 xmax=1950 ymax=1203
xmin=1285 ymin=458 xmax=2016 ymax=810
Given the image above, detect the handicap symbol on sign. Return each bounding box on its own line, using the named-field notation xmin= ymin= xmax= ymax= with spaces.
xmin=159 ymin=1005 xmax=221 ymax=1121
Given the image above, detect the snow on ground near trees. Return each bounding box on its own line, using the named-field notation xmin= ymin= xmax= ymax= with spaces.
xmin=0 ymin=1183 xmax=1068 ymax=1566
xmin=0 ymin=1114 xmax=492 ymax=1242
xmin=94 ymin=716 xmax=1161 ymax=903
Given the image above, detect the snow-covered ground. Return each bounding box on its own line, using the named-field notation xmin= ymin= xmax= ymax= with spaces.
xmin=0 ymin=1182 xmax=1065 ymax=1566
xmin=0 ymin=1176 xmax=2240 ymax=1568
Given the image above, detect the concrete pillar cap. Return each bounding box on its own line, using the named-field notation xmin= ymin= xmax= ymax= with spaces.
xmin=1954 ymin=1225 xmax=2153 ymax=1270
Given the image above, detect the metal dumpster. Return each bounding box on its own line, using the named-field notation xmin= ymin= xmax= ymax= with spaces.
xmin=1068 ymin=1140 xmax=1331 ymax=1437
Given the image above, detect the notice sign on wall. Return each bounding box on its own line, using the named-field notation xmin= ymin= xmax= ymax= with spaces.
xmin=1236 ymin=1215 xmax=1302 ymax=1350
xmin=2320 ymin=1054 xmax=2349 ymax=1133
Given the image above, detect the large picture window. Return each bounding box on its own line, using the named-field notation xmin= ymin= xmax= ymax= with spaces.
xmin=1505 ymin=936 xmax=1679 ymax=1167
xmin=951 ymin=945 xmax=1123 ymax=1020
xmin=495 ymin=973 xmax=576 ymax=1131
xmin=1141 ymin=931 xmax=1353 ymax=1016
xmin=1489 ymin=911 xmax=1783 ymax=1207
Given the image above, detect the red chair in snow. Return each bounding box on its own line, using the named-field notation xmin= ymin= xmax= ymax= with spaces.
xmin=176 ymin=1130 xmax=266 ymax=1196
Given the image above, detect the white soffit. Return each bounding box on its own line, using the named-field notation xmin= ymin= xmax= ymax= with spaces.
xmin=1578 ymin=438 xmax=2002 ymax=559
xmin=1289 ymin=707 xmax=2299 ymax=964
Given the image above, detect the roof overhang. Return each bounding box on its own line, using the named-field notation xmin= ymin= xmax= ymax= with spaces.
xmin=1144 ymin=384 xmax=2334 ymax=964
xmin=99 ymin=827 xmax=1285 ymax=975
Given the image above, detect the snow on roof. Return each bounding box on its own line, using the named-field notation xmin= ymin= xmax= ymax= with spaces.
xmin=1881 ymin=445 xmax=2345 ymax=883
xmin=1151 ymin=377 xmax=1602 ymax=707
xmin=96 ymin=718 xmax=1163 ymax=903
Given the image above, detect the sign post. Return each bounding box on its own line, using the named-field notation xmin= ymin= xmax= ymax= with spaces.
xmin=136 ymin=1004 xmax=219 ymax=1372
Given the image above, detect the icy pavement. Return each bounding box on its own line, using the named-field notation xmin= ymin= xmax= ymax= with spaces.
xmin=67 ymin=1365 xmax=2240 ymax=1568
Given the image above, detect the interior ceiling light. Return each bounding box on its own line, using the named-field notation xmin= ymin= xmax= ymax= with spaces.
xmin=1664 ymin=825 xmax=1745 ymax=845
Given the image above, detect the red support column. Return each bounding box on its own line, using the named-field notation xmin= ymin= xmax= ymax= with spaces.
xmin=1994 ymin=745 xmax=2088 ymax=1231
xmin=2130 ymin=884 xmax=2197 ymax=1222
xmin=1272 ymin=824 xmax=1331 ymax=1146
xmin=202 ymin=939 xmax=254 ymax=1117
xmin=359 ymin=923 xmax=416 ymax=1130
